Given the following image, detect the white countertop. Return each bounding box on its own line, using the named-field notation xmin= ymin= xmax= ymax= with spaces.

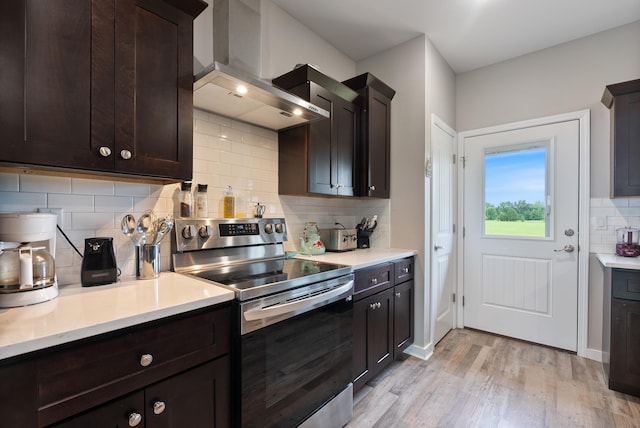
xmin=295 ymin=247 xmax=416 ymax=269
xmin=0 ymin=272 xmax=234 ymax=361
xmin=596 ymin=253 xmax=640 ymax=270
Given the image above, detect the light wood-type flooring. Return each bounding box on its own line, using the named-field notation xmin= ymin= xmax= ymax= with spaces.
xmin=348 ymin=328 xmax=640 ymax=427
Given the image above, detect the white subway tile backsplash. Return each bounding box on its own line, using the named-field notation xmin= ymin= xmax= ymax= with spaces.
xmin=94 ymin=196 xmax=133 ymax=213
xmin=20 ymin=174 xmax=71 ymax=194
xmin=0 ymin=173 xmax=19 ymax=191
xmin=0 ymin=191 xmax=47 ymax=212
xmin=194 ymin=118 xmax=220 ymax=137
xmin=48 ymin=194 xmax=94 ymax=212
xmin=115 ymin=182 xmax=151 ymax=197
xmin=71 ymin=212 xmax=114 ymax=230
xmin=219 ymin=125 xmax=242 ymax=142
xmin=73 ymin=178 xmax=115 ymax=195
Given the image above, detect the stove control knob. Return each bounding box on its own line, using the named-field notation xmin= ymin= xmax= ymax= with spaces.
xmin=181 ymin=225 xmax=196 ymax=239
xmin=275 ymin=223 xmax=284 ymax=234
xmin=264 ymin=223 xmax=273 ymax=234
xmin=199 ymin=225 xmax=212 ymax=239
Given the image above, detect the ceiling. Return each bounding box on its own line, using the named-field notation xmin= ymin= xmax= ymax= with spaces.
xmin=270 ymin=0 xmax=640 ymax=74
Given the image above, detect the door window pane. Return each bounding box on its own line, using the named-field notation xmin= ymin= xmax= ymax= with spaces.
xmin=484 ymin=145 xmax=548 ymax=238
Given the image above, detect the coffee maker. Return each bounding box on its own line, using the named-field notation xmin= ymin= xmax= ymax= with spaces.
xmin=0 ymin=213 xmax=59 ymax=308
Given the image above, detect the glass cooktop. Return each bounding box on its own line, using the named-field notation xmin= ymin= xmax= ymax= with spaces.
xmin=192 ymin=258 xmax=352 ymax=301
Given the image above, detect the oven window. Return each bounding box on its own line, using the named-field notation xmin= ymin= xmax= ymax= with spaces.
xmin=239 ymin=298 xmax=353 ymax=427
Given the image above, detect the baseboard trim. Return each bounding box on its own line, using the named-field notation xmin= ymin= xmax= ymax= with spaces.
xmin=405 ymin=343 xmax=433 ymax=361
xmin=585 ymin=347 xmax=602 ymax=362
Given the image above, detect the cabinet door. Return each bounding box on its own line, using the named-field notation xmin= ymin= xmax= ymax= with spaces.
xmin=146 ymin=357 xmax=230 ymax=427
xmin=49 ymin=391 xmax=145 ymax=428
xmin=364 ymin=87 xmax=392 ymax=198
xmin=0 ymin=360 xmax=38 ymax=427
xmin=308 ymin=84 xmax=356 ymax=196
xmin=610 ymin=298 xmax=640 ymax=396
xmin=611 ymin=91 xmax=640 ymax=197
xmin=1 ymin=0 xmax=114 ymax=172
xmin=393 ymin=279 xmax=414 ymax=358
xmin=114 ymin=0 xmax=193 ymax=180
xmin=353 ymin=289 xmax=394 ymax=390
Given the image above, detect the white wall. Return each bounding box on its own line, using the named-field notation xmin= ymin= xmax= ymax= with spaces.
xmin=260 ymin=0 xmax=356 ymax=81
xmin=356 ymin=35 xmax=456 ymax=356
xmin=456 ymin=20 xmax=640 ymax=355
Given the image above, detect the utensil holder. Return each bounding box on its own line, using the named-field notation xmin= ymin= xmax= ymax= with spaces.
xmin=136 ymin=244 xmax=160 ymax=279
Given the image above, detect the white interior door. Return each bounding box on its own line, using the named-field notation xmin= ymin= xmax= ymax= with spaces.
xmin=463 ymin=119 xmax=580 ymax=351
xmin=431 ymin=115 xmax=456 ymax=345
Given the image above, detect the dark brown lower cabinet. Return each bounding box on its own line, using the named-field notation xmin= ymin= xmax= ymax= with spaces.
xmin=353 ymin=257 xmax=414 ymax=391
xmin=0 ymin=304 xmax=231 ymax=427
xmin=353 ymin=287 xmax=394 ymax=390
xmin=603 ymin=268 xmax=640 ymax=397
xmin=51 ymin=356 xmax=230 ymax=427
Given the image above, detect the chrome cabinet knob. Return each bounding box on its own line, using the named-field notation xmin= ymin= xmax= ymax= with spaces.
xmin=140 ymin=353 xmax=153 ymax=367
xmin=153 ymin=401 xmax=166 ymax=415
xmin=371 ymin=278 xmax=378 ymax=285
xmin=396 ymin=292 xmax=401 ymax=298
xmin=128 ymin=412 xmax=142 ymax=427
xmin=99 ymin=146 xmax=112 ymax=157
xmin=120 ymin=149 xmax=132 ymax=160
xmin=368 ymin=185 xmax=376 ymax=191
xmin=402 ymin=267 xmax=410 ymax=274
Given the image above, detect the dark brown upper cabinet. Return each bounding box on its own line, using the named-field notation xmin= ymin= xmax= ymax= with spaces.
xmin=274 ymin=65 xmax=359 ymax=197
xmin=343 ymin=73 xmax=395 ymax=199
xmin=602 ymin=78 xmax=640 ymax=197
xmin=0 ymin=0 xmax=206 ymax=182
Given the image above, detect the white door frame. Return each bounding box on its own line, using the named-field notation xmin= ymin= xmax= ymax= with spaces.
xmin=456 ymin=110 xmax=590 ymax=358
xmin=430 ymin=114 xmax=458 ymax=344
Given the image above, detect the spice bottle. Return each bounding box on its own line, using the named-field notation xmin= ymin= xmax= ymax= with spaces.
xmin=195 ymin=184 xmax=209 ymax=218
xmin=179 ymin=181 xmax=193 ymax=218
xmin=223 ymin=185 xmax=235 ymax=218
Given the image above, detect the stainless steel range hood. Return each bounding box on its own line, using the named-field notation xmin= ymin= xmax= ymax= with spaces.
xmin=193 ymin=0 xmax=328 ymax=130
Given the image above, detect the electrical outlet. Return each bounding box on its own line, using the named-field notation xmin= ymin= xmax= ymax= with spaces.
xmin=594 ymin=216 xmax=607 ymax=230
xmin=38 ymin=208 xmax=64 ymax=227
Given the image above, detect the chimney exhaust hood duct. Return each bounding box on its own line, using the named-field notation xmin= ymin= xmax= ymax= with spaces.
xmin=193 ymin=0 xmax=328 ymax=130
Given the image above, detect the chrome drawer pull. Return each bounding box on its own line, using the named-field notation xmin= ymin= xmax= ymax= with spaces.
xmin=402 ymin=267 xmax=410 ymax=274
xmin=140 ymin=353 xmax=154 ymax=367
xmin=371 ymin=278 xmax=378 ymax=285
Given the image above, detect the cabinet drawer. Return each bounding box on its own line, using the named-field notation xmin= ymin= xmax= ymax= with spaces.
xmin=612 ymin=269 xmax=640 ymax=301
xmin=38 ymin=305 xmax=230 ymax=426
xmin=354 ymin=263 xmax=393 ymax=300
xmin=394 ymin=257 xmax=414 ymax=283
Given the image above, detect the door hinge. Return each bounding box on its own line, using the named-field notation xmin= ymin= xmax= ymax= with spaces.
xmin=462 ymin=296 xmax=465 ymax=306
xmin=461 ymin=156 xmax=466 ymax=168
xmin=452 ymin=224 xmax=456 ymax=233
xmin=463 ymin=227 xmax=466 ymax=238
xmin=453 ymin=154 xmax=456 ymax=164
xmin=452 ymin=293 xmax=456 ymax=303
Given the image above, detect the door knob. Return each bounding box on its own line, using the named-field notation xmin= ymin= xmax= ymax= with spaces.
xmin=554 ymin=244 xmax=575 ymax=253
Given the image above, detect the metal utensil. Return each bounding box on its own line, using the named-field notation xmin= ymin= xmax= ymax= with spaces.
xmin=136 ymin=210 xmax=156 ymax=246
xmin=154 ymin=216 xmax=174 ymax=245
xmin=121 ymin=214 xmax=140 ymax=246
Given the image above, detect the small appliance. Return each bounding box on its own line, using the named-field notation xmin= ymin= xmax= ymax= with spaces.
xmin=320 ymin=228 xmax=357 ymax=252
xmin=0 ymin=212 xmax=58 ymax=307
xmin=615 ymin=227 xmax=640 ymax=257
xmin=81 ymin=237 xmax=117 ymax=286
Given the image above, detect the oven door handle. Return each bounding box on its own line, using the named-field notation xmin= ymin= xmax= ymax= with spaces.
xmin=243 ymin=280 xmax=353 ymax=322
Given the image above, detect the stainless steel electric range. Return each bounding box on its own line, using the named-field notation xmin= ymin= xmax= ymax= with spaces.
xmin=172 ymin=217 xmax=354 ymax=428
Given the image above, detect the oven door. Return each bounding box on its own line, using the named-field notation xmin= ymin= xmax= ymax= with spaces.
xmin=236 ymin=286 xmax=353 ymax=427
